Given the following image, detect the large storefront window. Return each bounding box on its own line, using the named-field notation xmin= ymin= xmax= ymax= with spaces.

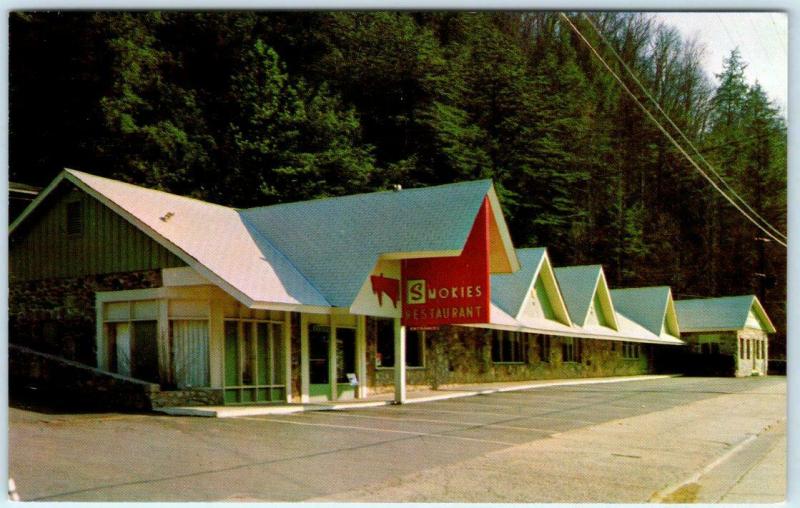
xmin=170 ymin=320 xmax=210 ymax=388
xmin=103 ymin=300 xmax=160 ymax=383
xmin=224 ymin=318 xmax=285 ymax=403
xmin=375 ymin=318 xmax=424 ymax=368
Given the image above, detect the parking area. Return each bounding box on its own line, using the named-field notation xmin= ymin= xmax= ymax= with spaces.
xmin=9 ymin=376 xmax=786 ymax=502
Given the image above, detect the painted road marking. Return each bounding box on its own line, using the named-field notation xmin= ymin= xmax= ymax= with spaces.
xmin=315 ymin=410 xmax=558 ymax=433
xmin=239 ymin=417 xmax=517 ymax=446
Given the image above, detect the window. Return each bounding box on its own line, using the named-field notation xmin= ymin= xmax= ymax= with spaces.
xmin=66 ymin=201 xmax=83 ymax=235
xmin=492 ymin=330 xmax=528 ymax=363
xmin=406 ymin=330 xmax=425 ymax=368
xmin=562 ymin=337 xmax=578 ymax=363
xmin=375 ymin=318 xmax=425 ymax=368
xmin=170 ymin=320 xmax=210 ymax=388
xmin=375 ymin=318 xmax=394 ymax=367
xmin=740 ymin=338 xmax=745 ymax=359
xmin=611 ymin=341 xmax=617 ymax=352
xmin=746 ymin=339 xmax=751 ymax=359
xmin=701 ymin=342 xmax=721 ymax=355
xmin=224 ymin=318 xmax=285 ymax=403
xmin=103 ymin=300 xmax=159 ymax=383
xmin=623 ymin=342 xmax=640 ymax=359
xmin=537 ymin=335 xmax=551 ymax=362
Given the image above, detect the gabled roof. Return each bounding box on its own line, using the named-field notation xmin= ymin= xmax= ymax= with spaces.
xmin=490 ymin=248 xmax=571 ymax=325
xmin=241 ymin=179 xmax=518 ymax=308
xmin=674 ymin=295 xmax=776 ymax=333
xmin=11 ymin=169 xmax=519 ymax=311
xmin=491 ymin=248 xmax=547 ymax=318
xmin=554 ymin=265 xmax=618 ymax=330
xmin=610 ymin=286 xmax=680 ymax=339
xmin=9 ymin=169 xmax=331 ymax=310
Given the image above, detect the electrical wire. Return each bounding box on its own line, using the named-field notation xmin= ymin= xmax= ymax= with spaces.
xmin=559 ymin=12 xmax=787 ymax=248
xmin=581 ymin=12 xmax=787 ymax=242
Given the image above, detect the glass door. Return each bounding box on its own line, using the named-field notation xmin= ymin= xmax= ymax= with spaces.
xmin=336 ymin=328 xmax=357 ymax=400
xmin=309 ymin=325 xmax=331 ymax=399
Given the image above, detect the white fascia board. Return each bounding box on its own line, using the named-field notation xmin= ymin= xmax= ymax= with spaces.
xmin=663 ymin=290 xmax=681 ymax=337
xmin=248 ymin=301 xmax=332 ymax=314
xmin=62 ymin=172 xmax=259 ymax=310
xmin=751 ymin=298 xmax=778 ymax=333
xmin=530 ymin=253 xmax=572 ymax=326
xmin=514 ymin=253 xmax=547 ymax=319
xmin=486 ymin=186 xmax=520 ymax=273
xmin=596 ymin=271 xmax=619 ymax=330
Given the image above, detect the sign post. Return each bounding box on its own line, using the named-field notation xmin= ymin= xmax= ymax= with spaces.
xmin=394 ymin=318 xmax=406 ymax=403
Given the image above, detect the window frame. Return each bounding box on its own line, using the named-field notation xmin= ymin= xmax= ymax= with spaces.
xmin=66 ymin=200 xmax=83 ymax=236
xmin=561 ymin=337 xmax=578 ymax=363
xmin=537 ymin=335 xmax=551 ymax=363
xmin=491 ymin=330 xmax=529 ymax=364
xmin=374 ymin=318 xmax=426 ymax=370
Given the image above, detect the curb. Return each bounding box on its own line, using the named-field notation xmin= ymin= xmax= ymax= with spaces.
xmin=156 ymin=374 xmax=680 ymax=418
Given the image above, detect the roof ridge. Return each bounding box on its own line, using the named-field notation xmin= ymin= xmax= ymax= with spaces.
xmin=243 ymin=179 xmax=493 ymax=212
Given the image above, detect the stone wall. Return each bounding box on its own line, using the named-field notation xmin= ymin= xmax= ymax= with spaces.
xmin=365 ymin=321 xmax=654 ymax=393
xmin=9 ymin=270 xmax=162 ymax=365
xmin=737 ymin=329 xmax=769 ymax=377
xmin=9 ymin=343 xmax=159 ymax=411
xmin=149 ymin=389 xmax=224 ymax=408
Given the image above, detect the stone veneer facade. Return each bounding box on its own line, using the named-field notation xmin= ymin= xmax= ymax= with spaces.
xmin=681 ymin=330 xmax=768 ymax=377
xmin=365 ymin=319 xmax=653 ymax=393
xmin=9 ymin=270 xmax=162 ymax=366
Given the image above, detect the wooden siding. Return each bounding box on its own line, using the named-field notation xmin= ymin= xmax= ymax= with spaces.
xmin=10 ymin=183 xmax=185 ymax=280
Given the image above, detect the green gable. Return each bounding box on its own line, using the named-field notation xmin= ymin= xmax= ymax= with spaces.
xmin=10 ymin=182 xmax=185 ymax=281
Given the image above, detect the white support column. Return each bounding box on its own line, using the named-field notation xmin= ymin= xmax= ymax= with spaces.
xmin=300 ymin=313 xmax=310 ymax=403
xmin=208 ymin=299 xmax=224 ymax=388
xmin=394 ymin=318 xmax=406 ymax=404
xmin=95 ymin=296 xmax=106 ymax=369
xmin=283 ymin=311 xmax=293 ymax=403
xmin=329 ymin=319 xmax=338 ymax=401
xmin=356 ymin=315 xmax=367 ymax=399
xmin=157 ymin=299 xmax=170 ymax=384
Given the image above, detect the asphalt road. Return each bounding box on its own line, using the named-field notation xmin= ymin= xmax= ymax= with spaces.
xmin=8 ymin=376 xmax=786 ymax=502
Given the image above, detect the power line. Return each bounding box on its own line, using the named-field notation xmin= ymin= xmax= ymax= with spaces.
xmin=559 ymin=13 xmax=786 ymax=248
xmin=576 ymin=12 xmax=787 ymax=243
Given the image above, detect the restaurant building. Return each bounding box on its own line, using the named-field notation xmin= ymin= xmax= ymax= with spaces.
xmin=9 ymin=169 xmax=752 ymax=407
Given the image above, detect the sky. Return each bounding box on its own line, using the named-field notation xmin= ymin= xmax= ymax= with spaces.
xmin=650 ymin=12 xmax=788 ymax=115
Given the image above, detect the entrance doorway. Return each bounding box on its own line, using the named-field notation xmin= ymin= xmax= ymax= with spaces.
xmin=307 ymin=323 xmax=358 ymax=401
xmin=309 ymin=325 xmax=331 ymax=399
xmin=336 ymin=328 xmax=357 ymax=400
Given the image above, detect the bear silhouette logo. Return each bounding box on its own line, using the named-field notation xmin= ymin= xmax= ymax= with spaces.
xmin=370 ymin=273 xmax=400 ymax=308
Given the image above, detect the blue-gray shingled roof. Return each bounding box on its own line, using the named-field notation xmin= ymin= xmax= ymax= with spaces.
xmin=674 ymin=295 xmax=776 ymax=333
xmin=610 ymin=286 xmax=672 ymax=336
xmin=491 ymin=248 xmax=546 ymax=317
xmin=553 ymin=265 xmax=602 ymax=326
xmin=241 ymin=179 xmax=495 ymax=308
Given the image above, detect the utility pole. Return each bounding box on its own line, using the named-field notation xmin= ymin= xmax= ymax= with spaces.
xmin=754 ymin=236 xmax=771 ymax=303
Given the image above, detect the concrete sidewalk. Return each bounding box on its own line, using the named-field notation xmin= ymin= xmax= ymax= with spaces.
xmin=156 ymin=374 xmax=678 ymax=417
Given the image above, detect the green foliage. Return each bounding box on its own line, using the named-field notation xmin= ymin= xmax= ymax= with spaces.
xmin=9 ymin=11 xmax=787 ymax=355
